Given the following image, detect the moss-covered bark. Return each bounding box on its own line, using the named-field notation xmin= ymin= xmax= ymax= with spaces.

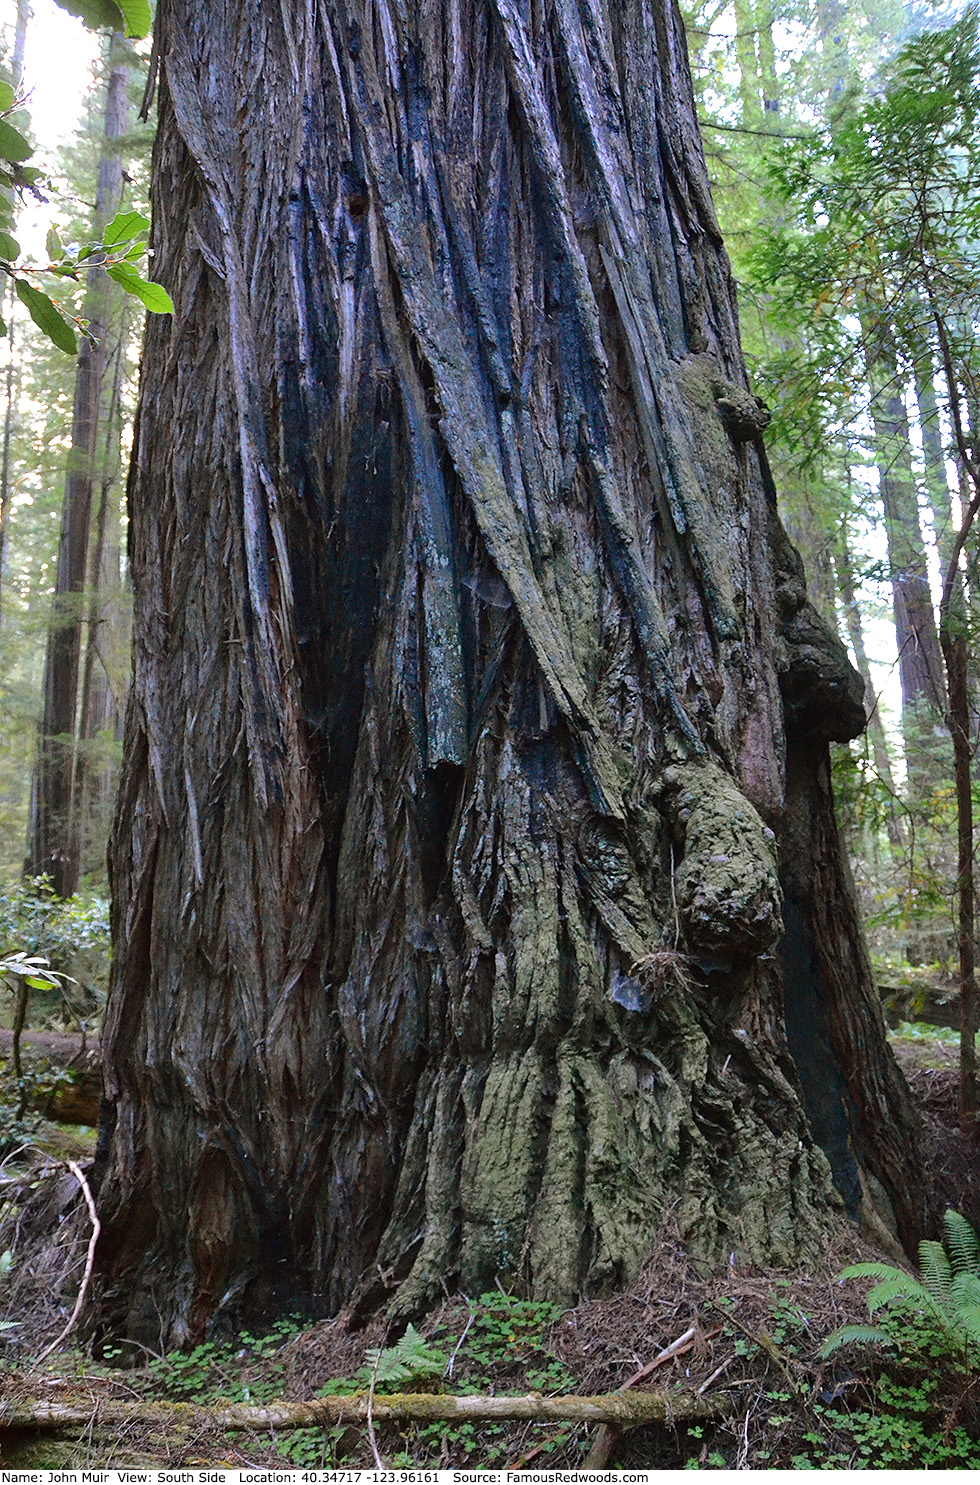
xmin=92 ymin=0 xmax=923 ymax=1346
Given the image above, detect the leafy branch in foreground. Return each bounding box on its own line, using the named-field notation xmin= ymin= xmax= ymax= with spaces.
xmin=1 ymin=14 xmax=170 ymax=355
xmin=54 ymin=0 xmax=152 ymax=39
xmin=1 ymin=204 xmax=173 ymax=354
xmin=0 ymin=951 xmax=76 ymax=1118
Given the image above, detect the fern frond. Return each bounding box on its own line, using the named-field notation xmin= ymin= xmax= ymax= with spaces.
xmin=945 ymin=1210 xmax=980 ymax=1276
xmin=920 ymin=1240 xmax=954 ymax=1300
xmin=820 ymin=1324 xmax=896 ymax=1358
xmin=953 ymin=1302 xmax=980 ymax=1347
xmin=362 ymin=1324 xmax=449 ymax=1385
xmin=839 ymin=1262 xmax=908 ymax=1282
xmin=951 ymin=1273 xmax=980 ymax=1310
xmin=867 ymin=1275 xmax=935 ymax=1314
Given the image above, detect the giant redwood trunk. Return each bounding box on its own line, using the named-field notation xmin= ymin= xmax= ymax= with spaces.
xmin=92 ymin=0 xmax=923 ymax=1346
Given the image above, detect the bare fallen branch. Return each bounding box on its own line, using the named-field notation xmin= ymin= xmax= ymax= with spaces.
xmin=583 ymin=1323 xmax=702 ymax=1467
xmin=33 ymin=1161 xmax=100 ymax=1366
xmin=0 ymin=1388 xmax=732 ymax=1434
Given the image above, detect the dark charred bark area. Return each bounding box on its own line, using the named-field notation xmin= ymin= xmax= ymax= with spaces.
xmin=93 ymin=0 xmax=923 ymax=1346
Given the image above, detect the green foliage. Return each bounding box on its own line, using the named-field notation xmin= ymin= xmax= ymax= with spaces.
xmin=1 ymin=67 xmax=171 ymax=355
xmin=276 ymin=1423 xmax=347 ymax=1469
xmin=747 ymin=9 xmax=980 ymax=469
xmin=793 ymin=1376 xmax=980 ymax=1468
xmin=0 ymin=952 xmax=62 ymax=998
xmin=823 ymin=1209 xmax=980 ymax=1362
xmin=360 ymin=1325 xmax=448 ymax=1388
xmin=0 ymin=881 xmax=110 ymax=1010
xmin=453 ymin=1292 xmax=567 ymax=1371
xmin=133 ymin=1298 xmax=579 ymax=1469
xmin=14 ymin=281 xmax=76 ymax=354
xmin=54 ymin=0 xmax=152 ymax=40
xmin=144 ymin=1317 xmax=305 ymax=1404
xmin=365 ymin=1295 xmax=578 ymax=1469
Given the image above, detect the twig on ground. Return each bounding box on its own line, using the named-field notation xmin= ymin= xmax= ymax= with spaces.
xmin=365 ymin=1348 xmax=385 ymax=1469
xmin=708 ymin=1299 xmax=803 ymax=1402
xmin=697 ymin=1355 xmax=733 ymax=1395
xmin=582 ymin=1323 xmax=705 ymax=1468
xmin=446 ymin=1309 xmax=476 ymax=1378
xmin=34 ymin=1160 xmax=100 ymax=1365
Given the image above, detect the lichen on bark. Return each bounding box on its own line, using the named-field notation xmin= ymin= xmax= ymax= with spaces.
xmin=656 ymin=760 xmax=782 ymax=963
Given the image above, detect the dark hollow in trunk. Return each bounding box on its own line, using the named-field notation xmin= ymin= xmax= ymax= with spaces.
xmin=92 ymin=0 xmax=923 ymax=1347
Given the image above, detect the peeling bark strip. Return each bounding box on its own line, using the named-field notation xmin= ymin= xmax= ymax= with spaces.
xmin=94 ymin=0 xmax=923 ymax=1344
xmin=0 ymin=1389 xmax=730 ymax=1433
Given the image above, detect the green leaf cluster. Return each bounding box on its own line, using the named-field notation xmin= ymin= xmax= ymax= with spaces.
xmin=53 ymin=0 xmax=151 ymax=40
xmin=360 ymin=1325 xmax=449 ymax=1387
xmin=2 ymin=52 xmax=171 ymax=353
xmin=746 ymin=8 xmax=980 ymax=466
xmin=0 ymin=83 xmax=37 ymax=320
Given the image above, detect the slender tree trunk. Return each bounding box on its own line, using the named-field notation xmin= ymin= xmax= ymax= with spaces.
xmin=863 ymin=328 xmax=946 ymax=796
xmin=834 ymin=536 xmax=905 ymax=851
xmin=927 ymin=306 xmax=980 ymax=1133
xmin=11 ymin=0 xmax=29 ymax=87
xmin=915 ymin=362 xmax=955 ymax=579
xmin=91 ymin=0 xmax=923 ymax=1349
xmin=732 ymin=0 xmax=764 ymax=127
xmin=941 ymin=627 xmax=978 ymax=1132
xmin=755 ymin=0 xmax=778 ymax=114
xmin=782 ymin=497 xmax=837 ymax=624
xmin=73 ymin=333 xmax=128 ymax=881
xmin=28 ymin=37 xmax=131 ymax=897
xmin=0 ymin=0 xmax=29 ymax=632
xmin=0 ymin=294 xmax=17 ymax=632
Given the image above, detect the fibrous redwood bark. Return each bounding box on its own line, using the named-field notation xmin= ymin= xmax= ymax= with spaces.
xmin=93 ymin=0 xmax=923 ymax=1346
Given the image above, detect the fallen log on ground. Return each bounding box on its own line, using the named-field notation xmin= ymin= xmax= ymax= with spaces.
xmin=0 ymin=1388 xmax=731 ymax=1433
xmin=0 ymin=1029 xmax=102 ymax=1124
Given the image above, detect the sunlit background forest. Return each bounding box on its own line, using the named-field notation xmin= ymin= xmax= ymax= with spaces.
xmin=1 ymin=0 xmax=975 ymax=1034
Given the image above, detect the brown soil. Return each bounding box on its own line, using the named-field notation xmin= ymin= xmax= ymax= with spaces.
xmin=0 ymin=1029 xmax=101 ymax=1069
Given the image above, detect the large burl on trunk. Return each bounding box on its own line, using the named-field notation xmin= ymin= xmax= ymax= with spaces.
xmin=93 ymin=0 xmax=922 ymax=1344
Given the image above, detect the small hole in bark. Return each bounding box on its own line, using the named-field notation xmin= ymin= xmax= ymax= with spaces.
xmin=347 ymin=194 xmax=369 ymax=218
xmin=498 ymin=389 xmax=512 ymax=408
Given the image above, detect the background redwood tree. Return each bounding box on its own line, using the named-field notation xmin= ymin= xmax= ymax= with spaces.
xmin=92 ymin=0 xmax=923 ymax=1346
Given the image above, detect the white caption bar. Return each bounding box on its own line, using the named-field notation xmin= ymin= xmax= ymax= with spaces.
xmin=0 ymin=1471 xmax=678 ymax=1485
xmin=0 ymin=1473 xmax=673 ymax=1485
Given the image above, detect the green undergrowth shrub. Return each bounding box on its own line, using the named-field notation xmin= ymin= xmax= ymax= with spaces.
xmin=140 ymin=1317 xmax=305 ymax=1404
xmin=0 ymin=880 xmax=110 ymax=1025
xmin=788 ymin=1210 xmax=980 ymax=1468
xmin=137 ymin=1293 xmax=583 ymax=1469
xmin=279 ymin=1293 xmax=582 ymax=1469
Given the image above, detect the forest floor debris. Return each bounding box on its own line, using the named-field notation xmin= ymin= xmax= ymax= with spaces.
xmin=2 ymin=1028 xmax=980 ymax=1468
xmin=890 ymin=1033 xmax=980 ymax=1232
